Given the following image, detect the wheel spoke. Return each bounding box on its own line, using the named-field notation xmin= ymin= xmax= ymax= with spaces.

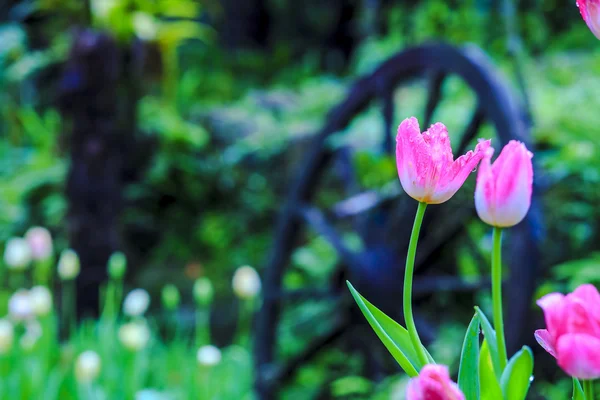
xmin=330 ymin=183 xmax=402 ymax=219
xmin=378 ymin=78 xmax=395 ymax=154
xmin=297 ymin=205 xmax=362 ymax=271
xmin=260 ymin=319 xmax=351 ymax=387
xmin=423 ymin=71 xmax=447 ymax=127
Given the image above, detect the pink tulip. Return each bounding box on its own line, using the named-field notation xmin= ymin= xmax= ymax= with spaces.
xmin=577 ymin=0 xmax=600 ymax=40
xmin=396 ymin=117 xmax=491 ymax=204
xmin=474 ymin=141 xmax=533 ymax=228
xmin=535 ymin=284 xmax=600 ymax=379
xmin=407 ymin=364 xmax=465 ymax=400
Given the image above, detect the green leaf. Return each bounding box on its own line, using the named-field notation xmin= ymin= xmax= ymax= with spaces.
xmin=500 ymin=346 xmax=534 ymax=400
xmin=479 ymin=340 xmax=502 ymax=400
xmin=346 ymin=281 xmax=422 ymax=376
xmin=474 ymin=306 xmax=501 ymax=379
xmin=458 ymin=313 xmax=481 ymax=400
xmin=573 ymin=378 xmax=585 ymax=400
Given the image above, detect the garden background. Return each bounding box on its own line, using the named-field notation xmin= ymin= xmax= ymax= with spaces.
xmin=0 ymin=0 xmax=599 ymax=398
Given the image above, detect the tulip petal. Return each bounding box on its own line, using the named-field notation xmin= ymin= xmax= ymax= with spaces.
xmin=577 ymin=0 xmax=600 ymax=40
xmin=571 ymin=284 xmax=600 ymax=322
xmin=537 ymin=292 xmax=567 ymax=341
xmin=431 ymin=139 xmax=491 ymax=204
xmin=396 ymin=117 xmax=433 ymax=202
xmin=534 ymin=329 xmax=557 ymax=358
xmin=557 ymin=334 xmax=600 ymax=379
xmin=474 ymin=146 xmax=497 ymax=226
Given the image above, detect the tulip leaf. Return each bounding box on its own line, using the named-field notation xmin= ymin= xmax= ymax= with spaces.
xmin=500 ymin=346 xmax=534 ymax=400
xmin=346 ymin=281 xmax=422 ymax=376
xmin=479 ymin=339 xmax=502 ymax=400
xmin=573 ymin=378 xmax=585 ymax=400
xmin=458 ymin=313 xmax=481 ymax=400
xmin=474 ymin=306 xmax=501 ymax=379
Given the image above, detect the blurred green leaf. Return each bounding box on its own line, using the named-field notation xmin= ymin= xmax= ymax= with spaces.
xmin=479 ymin=340 xmax=502 ymax=400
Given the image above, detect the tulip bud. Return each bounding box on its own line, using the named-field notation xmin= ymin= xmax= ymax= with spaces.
xmin=4 ymin=238 xmax=32 ymax=270
xmin=161 ymin=284 xmax=180 ymax=311
xmin=0 ymin=319 xmax=14 ymax=354
xmin=232 ymin=265 xmax=261 ymax=300
xmin=118 ymin=321 xmax=151 ymax=351
xmin=123 ymin=288 xmax=150 ymax=318
xmin=577 ymin=0 xmax=600 ymax=39
xmin=193 ymin=278 xmax=214 ymax=307
xmin=196 ymin=345 xmax=222 ymax=367
xmin=58 ymin=249 xmax=80 ymax=280
xmin=25 ymin=227 xmax=53 ymax=261
xmin=108 ymin=251 xmax=127 ymax=280
xmin=475 ymin=141 xmax=533 ymax=228
xmin=407 ymin=364 xmax=465 ymax=400
xmin=8 ymin=289 xmax=33 ymax=321
xmin=29 ymin=285 xmax=53 ymax=316
xmin=75 ymin=350 xmax=102 ymax=383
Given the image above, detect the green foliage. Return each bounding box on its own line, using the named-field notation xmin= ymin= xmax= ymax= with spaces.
xmin=499 ymin=347 xmax=534 ymax=400
xmin=458 ymin=313 xmax=480 ymax=400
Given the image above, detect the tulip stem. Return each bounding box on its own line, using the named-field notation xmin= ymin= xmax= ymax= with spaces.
xmin=585 ymin=380 xmax=595 ymax=400
xmin=492 ymin=227 xmax=508 ymax=370
xmin=403 ymin=201 xmax=429 ymax=367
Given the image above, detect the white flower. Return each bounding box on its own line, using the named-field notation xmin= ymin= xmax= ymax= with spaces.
xmin=25 ymin=227 xmax=53 ymax=261
xmin=135 ymin=389 xmax=172 ymax=400
xmin=8 ymin=289 xmax=33 ymax=321
xmin=196 ymin=345 xmax=222 ymax=367
xmin=4 ymin=237 xmax=32 ymax=270
xmin=133 ymin=12 xmax=158 ymax=41
xmin=123 ymin=288 xmax=150 ymax=317
xmin=58 ymin=249 xmax=80 ymax=280
xmin=75 ymin=350 xmax=102 ymax=383
xmin=232 ymin=265 xmax=261 ymax=299
xmin=0 ymin=319 xmax=14 ymax=354
xmin=118 ymin=321 xmax=151 ymax=351
xmin=29 ymin=286 xmax=53 ymax=316
xmin=20 ymin=320 xmax=42 ymax=351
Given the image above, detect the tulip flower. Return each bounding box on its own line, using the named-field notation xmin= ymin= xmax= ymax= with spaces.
xmin=475 ymin=141 xmax=533 ymax=228
xmin=119 ymin=320 xmax=151 ymax=351
xmin=123 ymin=288 xmax=150 ymax=318
xmin=196 ymin=345 xmax=222 ymax=367
xmin=75 ymin=350 xmax=102 ymax=383
xmin=535 ymin=284 xmax=600 ymax=379
xmin=577 ymin=0 xmax=600 ymax=40
xmin=25 ymin=227 xmax=53 ymax=261
xmin=396 ymin=117 xmax=491 ymax=204
xmin=232 ymin=265 xmax=261 ymax=300
xmin=407 ymin=364 xmax=465 ymax=400
xmin=4 ymin=238 xmax=32 ymax=270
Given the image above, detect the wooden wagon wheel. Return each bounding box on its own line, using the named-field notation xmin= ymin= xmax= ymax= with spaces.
xmin=254 ymin=43 xmax=542 ymax=399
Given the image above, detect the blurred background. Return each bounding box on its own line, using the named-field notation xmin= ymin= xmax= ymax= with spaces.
xmin=1 ymin=0 xmax=600 ymax=398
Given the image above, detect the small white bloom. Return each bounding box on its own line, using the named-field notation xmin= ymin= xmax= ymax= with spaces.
xmin=196 ymin=345 xmax=222 ymax=367
xmin=29 ymin=285 xmax=53 ymax=316
xmin=0 ymin=319 xmax=14 ymax=354
xmin=232 ymin=265 xmax=261 ymax=299
xmin=8 ymin=289 xmax=33 ymax=321
xmin=20 ymin=320 xmax=42 ymax=351
xmin=75 ymin=350 xmax=102 ymax=383
xmin=58 ymin=249 xmax=80 ymax=280
xmin=133 ymin=12 xmax=158 ymax=41
xmin=25 ymin=227 xmax=53 ymax=261
xmin=118 ymin=321 xmax=151 ymax=351
xmin=4 ymin=237 xmax=32 ymax=270
xmin=135 ymin=389 xmax=172 ymax=400
xmin=123 ymin=288 xmax=150 ymax=317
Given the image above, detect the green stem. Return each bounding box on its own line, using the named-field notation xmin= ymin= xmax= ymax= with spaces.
xmin=492 ymin=227 xmax=508 ymax=370
xmin=585 ymin=380 xmax=595 ymax=400
xmin=403 ymin=202 xmax=429 ymax=366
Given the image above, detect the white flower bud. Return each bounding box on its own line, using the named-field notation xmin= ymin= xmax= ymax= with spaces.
xmin=8 ymin=289 xmax=33 ymax=321
xmin=25 ymin=227 xmax=53 ymax=261
xmin=4 ymin=237 xmax=32 ymax=270
xmin=20 ymin=320 xmax=42 ymax=351
xmin=0 ymin=319 xmax=14 ymax=354
xmin=75 ymin=350 xmax=102 ymax=383
xmin=196 ymin=345 xmax=222 ymax=367
xmin=123 ymin=289 xmax=150 ymax=317
xmin=118 ymin=321 xmax=150 ymax=351
xmin=29 ymin=286 xmax=53 ymax=316
xmin=58 ymin=249 xmax=80 ymax=280
xmin=232 ymin=265 xmax=261 ymax=299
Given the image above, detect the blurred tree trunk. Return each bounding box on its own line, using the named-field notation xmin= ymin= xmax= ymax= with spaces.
xmin=59 ymin=30 xmax=144 ymax=315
